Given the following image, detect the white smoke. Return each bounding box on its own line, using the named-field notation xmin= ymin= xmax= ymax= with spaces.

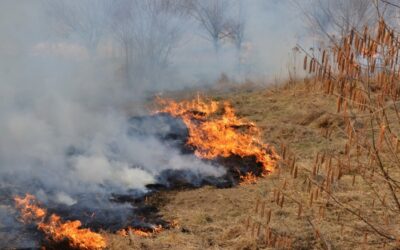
xmin=0 ymin=1 xmax=306 ymax=247
xmin=0 ymin=1 xmax=229 ymax=208
xmin=0 ymin=71 xmax=226 ymax=199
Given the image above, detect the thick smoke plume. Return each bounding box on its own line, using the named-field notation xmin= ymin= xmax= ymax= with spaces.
xmin=0 ymin=0 xmax=303 ymax=247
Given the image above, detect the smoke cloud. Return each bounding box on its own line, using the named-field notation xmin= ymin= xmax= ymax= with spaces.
xmin=0 ymin=0 xmax=305 ymax=247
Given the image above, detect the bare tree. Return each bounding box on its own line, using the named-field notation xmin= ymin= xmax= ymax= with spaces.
xmin=110 ymin=0 xmax=185 ymax=86
xmin=108 ymin=0 xmax=135 ymax=83
xmin=297 ymin=13 xmax=400 ymax=246
xmin=188 ymin=0 xmax=232 ymax=52
xmin=378 ymin=0 xmax=400 ymax=27
xmin=226 ymin=10 xmax=245 ymax=53
xmin=45 ymin=0 xmax=112 ymax=55
xmin=224 ymin=2 xmax=246 ymax=77
xmin=294 ymin=0 xmax=377 ymax=43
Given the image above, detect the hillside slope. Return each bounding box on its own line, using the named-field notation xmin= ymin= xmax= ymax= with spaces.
xmin=107 ymin=82 xmax=395 ymax=250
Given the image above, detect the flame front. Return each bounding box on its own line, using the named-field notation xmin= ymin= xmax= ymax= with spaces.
xmin=117 ymin=225 xmax=163 ymax=238
xmin=240 ymin=172 xmax=258 ymax=185
xmin=155 ymin=96 xmax=279 ymax=179
xmin=14 ymin=194 xmax=106 ymax=250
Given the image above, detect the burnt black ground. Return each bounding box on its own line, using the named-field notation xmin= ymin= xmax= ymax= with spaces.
xmin=8 ymin=113 xmax=270 ymax=249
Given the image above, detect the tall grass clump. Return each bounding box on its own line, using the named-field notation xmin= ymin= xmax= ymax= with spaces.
xmin=299 ymin=13 xmax=400 ymax=247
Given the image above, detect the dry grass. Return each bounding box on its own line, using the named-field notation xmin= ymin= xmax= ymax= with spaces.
xmin=104 ymin=80 xmax=399 ymax=249
xmin=104 ymin=15 xmax=400 ymax=250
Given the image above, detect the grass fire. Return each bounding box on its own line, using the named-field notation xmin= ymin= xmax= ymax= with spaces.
xmin=3 ymin=0 xmax=400 ymax=249
xmin=14 ymin=194 xmax=106 ymax=250
xmin=155 ymin=96 xmax=279 ymax=182
xmin=11 ymin=95 xmax=279 ymax=249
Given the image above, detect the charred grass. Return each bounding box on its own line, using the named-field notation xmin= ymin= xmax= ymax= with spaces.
xmin=104 ymin=80 xmax=396 ymax=249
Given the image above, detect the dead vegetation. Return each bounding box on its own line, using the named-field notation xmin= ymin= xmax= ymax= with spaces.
xmin=105 ymin=12 xmax=400 ymax=250
xmin=104 ymin=81 xmax=362 ymax=249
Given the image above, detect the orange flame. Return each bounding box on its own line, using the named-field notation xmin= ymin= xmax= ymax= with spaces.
xmin=155 ymin=96 xmax=279 ymax=179
xmin=14 ymin=194 xmax=106 ymax=250
xmin=240 ymin=172 xmax=258 ymax=185
xmin=117 ymin=225 xmax=163 ymax=238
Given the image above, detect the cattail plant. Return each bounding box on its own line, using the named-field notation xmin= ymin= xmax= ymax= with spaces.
xmin=299 ymin=12 xmax=400 ymax=247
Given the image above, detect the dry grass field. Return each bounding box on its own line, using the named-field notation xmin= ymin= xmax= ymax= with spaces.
xmin=6 ymin=2 xmax=400 ymax=250
xmin=105 ymin=80 xmax=400 ymax=249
